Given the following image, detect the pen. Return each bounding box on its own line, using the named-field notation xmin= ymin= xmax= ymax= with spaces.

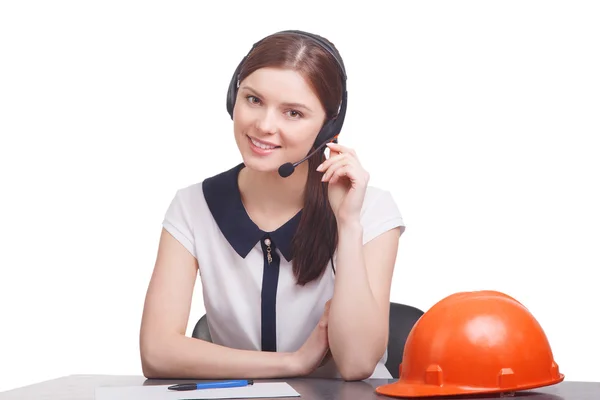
xmin=168 ymin=379 xmax=254 ymax=391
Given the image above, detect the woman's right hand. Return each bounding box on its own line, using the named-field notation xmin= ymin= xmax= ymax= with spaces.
xmin=292 ymin=300 xmax=332 ymax=376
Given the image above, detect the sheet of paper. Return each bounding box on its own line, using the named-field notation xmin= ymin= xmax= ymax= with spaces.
xmin=95 ymin=382 xmax=300 ymax=400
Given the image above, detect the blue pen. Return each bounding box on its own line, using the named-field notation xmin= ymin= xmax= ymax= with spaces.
xmin=168 ymin=379 xmax=254 ymax=391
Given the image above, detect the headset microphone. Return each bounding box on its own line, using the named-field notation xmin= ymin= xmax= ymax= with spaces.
xmin=278 ymin=135 xmax=338 ymax=178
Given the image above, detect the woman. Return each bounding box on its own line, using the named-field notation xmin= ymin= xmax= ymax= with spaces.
xmin=139 ymin=30 xmax=405 ymax=381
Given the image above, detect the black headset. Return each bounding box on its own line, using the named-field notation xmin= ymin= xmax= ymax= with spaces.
xmin=226 ymin=30 xmax=348 ymax=171
xmin=226 ymin=30 xmax=348 ymax=274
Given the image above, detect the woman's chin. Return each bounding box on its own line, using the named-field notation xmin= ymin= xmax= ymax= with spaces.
xmin=241 ymin=154 xmax=282 ymax=174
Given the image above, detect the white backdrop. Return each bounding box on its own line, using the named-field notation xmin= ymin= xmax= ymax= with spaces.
xmin=1 ymin=0 xmax=599 ymax=392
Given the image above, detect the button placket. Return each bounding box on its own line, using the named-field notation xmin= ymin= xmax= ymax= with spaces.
xmin=260 ymin=234 xmax=280 ymax=352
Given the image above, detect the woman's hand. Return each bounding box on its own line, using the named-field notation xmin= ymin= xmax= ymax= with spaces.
xmin=292 ymin=300 xmax=331 ymax=376
xmin=317 ymin=143 xmax=370 ymax=224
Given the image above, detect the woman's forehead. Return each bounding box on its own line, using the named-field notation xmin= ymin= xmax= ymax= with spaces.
xmin=241 ymin=67 xmax=322 ymax=108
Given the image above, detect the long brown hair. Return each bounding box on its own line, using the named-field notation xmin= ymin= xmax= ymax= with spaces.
xmin=237 ymin=32 xmax=344 ymax=286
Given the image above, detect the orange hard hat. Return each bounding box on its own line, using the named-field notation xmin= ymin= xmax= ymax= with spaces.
xmin=376 ymin=290 xmax=564 ymax=398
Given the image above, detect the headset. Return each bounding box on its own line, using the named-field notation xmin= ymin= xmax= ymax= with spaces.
xmin=226 ymin=30 xmax=348 ymax=274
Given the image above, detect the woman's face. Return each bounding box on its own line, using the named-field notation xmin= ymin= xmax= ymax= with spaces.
xmin=232 ymin=67 xmax=327 ymax=174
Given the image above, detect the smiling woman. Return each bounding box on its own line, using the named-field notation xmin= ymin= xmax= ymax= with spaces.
xmin=139 ymin=30 xmax=406 ymax=382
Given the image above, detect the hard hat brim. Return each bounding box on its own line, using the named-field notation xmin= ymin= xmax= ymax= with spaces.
xmin=375 ymin=373 xmax=565 ymax=398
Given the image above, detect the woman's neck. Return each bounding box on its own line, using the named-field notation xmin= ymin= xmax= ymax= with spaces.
xmin=238 ymin=162 xmax=308 ymax=230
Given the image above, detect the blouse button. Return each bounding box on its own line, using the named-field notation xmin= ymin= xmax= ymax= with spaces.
xmin=264 ymin=238 xmax=273 ymax=264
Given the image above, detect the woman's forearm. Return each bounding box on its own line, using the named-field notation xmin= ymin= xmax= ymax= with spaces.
xmin=327 ymin=219 xmax=388 ymax=380
xmin=140 ymin=333 xmax=298 ymax=379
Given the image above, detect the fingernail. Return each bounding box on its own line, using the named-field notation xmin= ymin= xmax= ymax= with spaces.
xmin=316 ymin=164 xmax=323 ymax=171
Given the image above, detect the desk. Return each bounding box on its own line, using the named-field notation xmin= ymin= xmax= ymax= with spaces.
xmin=1 ymin=375 xmax=599 ymax=400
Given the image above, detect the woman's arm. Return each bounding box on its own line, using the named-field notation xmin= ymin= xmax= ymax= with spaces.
xmin=139 ymin=228 xmax=300 ymax=379
xmin=316 ymin=142 xmax=403 ymax=381
xmin=327 ymin=219 xmax=402 ymax=381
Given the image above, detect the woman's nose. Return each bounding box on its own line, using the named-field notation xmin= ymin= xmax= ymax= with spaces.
xmin=256 ymin=109 xmax=279 ymax=135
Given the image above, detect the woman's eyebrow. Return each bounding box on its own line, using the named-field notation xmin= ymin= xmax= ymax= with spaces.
xmin=240 ymin=85 xmax=312 ymax=112
xmin=281 ymin=101 xmax=312 ymax=112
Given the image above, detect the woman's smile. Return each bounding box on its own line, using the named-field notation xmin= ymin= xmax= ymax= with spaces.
xmin=247 ymin=134 xmax=281 ymax=155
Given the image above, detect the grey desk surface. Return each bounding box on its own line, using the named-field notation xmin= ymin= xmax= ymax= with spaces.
xmin=1 ymin=375 xmax=599 ymax=400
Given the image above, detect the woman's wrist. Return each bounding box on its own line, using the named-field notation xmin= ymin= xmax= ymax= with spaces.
xmin=284 ymin=351 xmax=306 ymax=377
xmin=336 ymin=216 xmax=362 ymax=233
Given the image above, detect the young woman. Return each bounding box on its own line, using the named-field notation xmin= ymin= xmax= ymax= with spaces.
xmin=139 ymin=30 xmax=405 ymax=381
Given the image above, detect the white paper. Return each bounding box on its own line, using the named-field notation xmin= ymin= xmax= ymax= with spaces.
xmin=95 ymin=382 xmax=301 ymax=400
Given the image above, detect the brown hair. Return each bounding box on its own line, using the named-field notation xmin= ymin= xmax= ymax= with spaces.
xmin=237 ymin=32 xmax=344 ymax=285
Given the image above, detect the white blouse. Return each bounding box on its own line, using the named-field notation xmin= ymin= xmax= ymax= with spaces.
xmin=162 ymin=163 xmax=405 ymax=379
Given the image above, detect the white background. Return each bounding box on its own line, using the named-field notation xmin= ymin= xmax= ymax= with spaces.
xmin=1 ymin=0 xmax=599 ymax=392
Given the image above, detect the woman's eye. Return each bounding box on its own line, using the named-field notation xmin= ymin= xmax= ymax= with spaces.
xmin=246 ymin=95 xmax=260 ymax=104
xmin=287 ymin=110 xmax=302 ymax=118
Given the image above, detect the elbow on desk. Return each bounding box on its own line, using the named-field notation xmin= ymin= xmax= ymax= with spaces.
xmin=140 ymin=349 xmax=180 ymax=379
xmin=142 ymin=364 xmax=160 ymax=380
xmin=332 ymin=343 xmax=383 ymax=381
xmin=338 ymin=364 xmax=375 ymax=382
xmin=139 ymin=336 xmax=173 ymax=379
xmin=337 ymin=358 xmax=377 ymax=381
xmin=140 ymin=345 xmax=162 ymax=379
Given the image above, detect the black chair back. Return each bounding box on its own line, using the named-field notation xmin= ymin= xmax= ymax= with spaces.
xmin=384 ymin=302 xmax=425 ymax=378
xmin=192 ymin=314 xmax=212 ymax=342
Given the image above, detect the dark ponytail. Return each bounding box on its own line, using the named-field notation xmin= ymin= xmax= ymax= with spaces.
xmin=291 ymin=151 xmax=338 ymax=285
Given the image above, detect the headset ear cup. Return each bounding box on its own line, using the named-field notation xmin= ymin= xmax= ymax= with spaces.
xmin=313 ymin=121 xmax=335 ymax=149
xmin=226 ymin=56 xmax=247 ymax=119
xmin=314 ymin=102 xmax=345 ymax=148
xmin=226 ymin=72 xmax=238 ymax=119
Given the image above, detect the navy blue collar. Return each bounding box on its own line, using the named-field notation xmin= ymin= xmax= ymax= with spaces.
xmin=202 ymin=163 xmax=302 ymax=262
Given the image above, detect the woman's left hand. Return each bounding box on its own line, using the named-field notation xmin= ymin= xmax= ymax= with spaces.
xmin=317 ymin=142 xmax=370 ymax=224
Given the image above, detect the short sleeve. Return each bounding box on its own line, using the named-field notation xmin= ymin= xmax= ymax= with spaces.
xmin=360 ymin=188 xmax=406 ymax=245
xmin=162 ymin=189 xmax=197 ymax=258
